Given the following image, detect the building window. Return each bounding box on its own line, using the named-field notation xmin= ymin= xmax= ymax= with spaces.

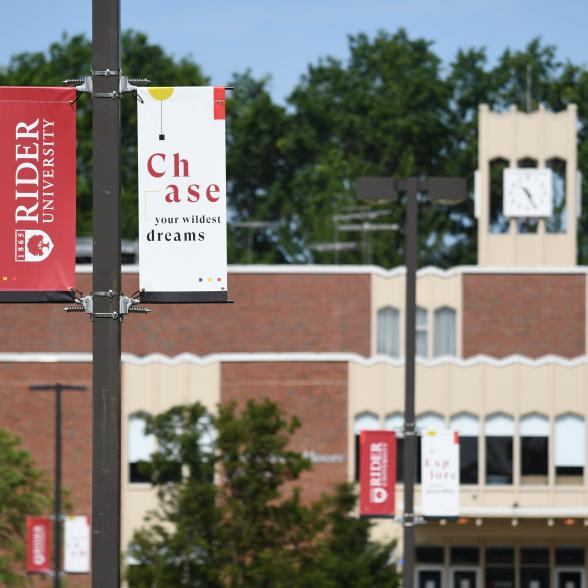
xmin=417 ymin=412 xmax=445 ymax=484
xmin=377 ymin=306 xmax=400 ymax=357
xmin=385 ymin=412 xmax=404 ymax=483
xmin=354 ymin=412 xmax=380 ymax=481
xmin=489 ymin=158 xmax=509 ymax=234
xmin=546 ymin=157 xmax=567 ymax=233
xmin=520 ymin=547 xmax=550 ymax=588
xmin=555 ymin=547 xmax=585 ymax=566
xmin=485 ymin=413 xmax=514 ymax=485
xmin=555 ymin=414 xmax=585 ymax=483
xmin=520 ymin=414 xmax=549 ymax=483
xmin=416 ymin=545 xmax=445 ymax=564
xmin=451 ymin=546 xmax=480 ymax=565
xmin=416 ymin=307 xmax=428 ymax=358
xmin=450 ymin=413 xmax=479 ymax=485
xmin=128 ymin=413 xmax=156 ymax=483
xmin=433 ymin=307 xmax=457 ymax=357
xmin=486 ymin=547 xmax=515 ymax=588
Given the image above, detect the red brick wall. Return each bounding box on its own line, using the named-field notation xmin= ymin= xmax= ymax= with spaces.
xmin=463 ymin=274 xmax=586 ymax=358
xmin=0 ymin=362 xmax=92 ymax=588
xmin=221 ymin=362 xmax=349 ymax=502
xmin=0 ymin=271 xmax=371 ymax=356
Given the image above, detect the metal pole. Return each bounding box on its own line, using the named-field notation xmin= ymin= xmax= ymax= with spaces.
xmin=403 ymin=178 xmax=418 ymax=588
xmin=54 ymin=383 xmax=62 ymax=588
xmin=92 ymin=1 xmax=122 ymax=586
xmin=30 ymin=384 xmax=87 ymax=584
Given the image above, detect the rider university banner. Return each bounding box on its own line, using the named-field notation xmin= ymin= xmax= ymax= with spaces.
xmin=359 ymin=430 xmax=396 ymax=517
xmin=0 ymin=87 xmax=76 ymax=301
xmin=137 ymin=87 xmax=228 ymax=302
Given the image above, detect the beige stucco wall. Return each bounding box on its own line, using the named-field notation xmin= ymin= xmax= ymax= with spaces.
xmin=477 ymin=104 xmax=578 ymax=266
xmin=121 ymin=360 xmax=220 ymax=554
xmin=371 ymin=271 xmax=463 ymax=357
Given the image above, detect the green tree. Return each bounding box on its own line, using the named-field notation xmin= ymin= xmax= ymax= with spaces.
xmin=126 ymin=400 xmax=398 ymax=588
xmin=0 ymin=428 xmax=50 ymax=587
xmin=0 ymin=31 xmax=207 ymax=238
xmin=3 ymin=30 xmax=588 ymax=266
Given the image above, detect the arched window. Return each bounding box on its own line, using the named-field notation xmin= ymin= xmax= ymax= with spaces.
xmin=385 ymin=412 xmax=404 ymax=483
xmin=416 ymin=412 xmax=444 ymax=483
xmin=433 ymin=307 xmax=457 ymax=357
xmin=354 ymin=412 xmax=380 ymax=481
xmin=520 ymin=413 xmax=549 ymax=483
xmin=377 ymin=306 xmax=400 ymax=357
xmin=128 ymin=413 xmax=156 ymax=483
xmin=555 ymin=414 xmax=585 ymax=483
xmin=416 ymin=307 xmax=428 ymax=358
xmin=451 ymin=413 xmax=479 ymax=485
xmin=485 ymin=413 xmax=514 ymax=485
xmin=546 ymin=157 xmax=567 ymax=233
xmin=489 ymin=158 xmax=509 ymax=234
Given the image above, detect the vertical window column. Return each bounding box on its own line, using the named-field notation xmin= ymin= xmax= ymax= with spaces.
xmin=385 ymin=412 xmax=404 ymax=483
xmin=520 ymin=414 xmax=549 ymax=484
xmin=377 ymin=306 xmax=400 ymax=357
xmin=485 ymin=414 xmax=514 ymax=485
xmin=354 ymin=412 xmax=380 ymax=481
xmin=128 ymin=413 xmax=156 ymax=484
xmin=450 ymin=413 xmax=479 ymax=485
xmin=555 ymin=414 xmax=585 ymax=484
xmin=433 ymin=306 xmax=457 ymax=357
xmin=416 ymin=307 xmax=428 ymax=358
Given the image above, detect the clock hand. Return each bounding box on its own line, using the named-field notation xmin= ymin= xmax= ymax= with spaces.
xmin=522 ymin=186 xmax=536 ymax=208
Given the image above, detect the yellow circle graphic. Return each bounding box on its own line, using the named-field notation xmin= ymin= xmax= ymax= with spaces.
xmin=148 ymin=87 xmax=175 ymax=101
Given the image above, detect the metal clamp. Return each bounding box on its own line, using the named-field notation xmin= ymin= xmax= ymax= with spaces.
xmin=94 ymin=91 xmax=120 ymax=100
xmin=63 ymin=74 xmax=151 ymax=99
xmin=93 ymin=69 xmax=119 ymax=77
xmin=63 ymin=293 xmax=150 ymax=322
xmin=400 ymin=513 xmax=426 ymax=527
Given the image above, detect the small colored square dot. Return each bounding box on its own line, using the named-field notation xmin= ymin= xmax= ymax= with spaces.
xmin=2 ymin=277 xmax=7 ymax=282
xmin=217 ymin=277 xmax=221 ymax=282
xmin=198 ymin=278 xmax=203 ymax=282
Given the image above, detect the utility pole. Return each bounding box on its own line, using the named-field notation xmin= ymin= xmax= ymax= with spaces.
xmin=30 ymin=383 xmax=87 ymax=588
xmin=91 ymin=1 xmax=122 ymax=586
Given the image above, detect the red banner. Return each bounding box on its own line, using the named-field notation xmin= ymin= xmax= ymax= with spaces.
xmin=26 ymin=516 xmax=52 ymax=574
xmin=359 ymin=430 xmax=396 ymax=517
xmin=0 ymin=87 xmax=76 ymax=300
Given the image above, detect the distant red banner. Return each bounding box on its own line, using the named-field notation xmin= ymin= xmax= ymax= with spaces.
xmin=26 ymin=516 xmax=52 ymax=574
xmin=0 ymin=87 xmax=76 ymax=301
xmin=359 ymin=430 xmax=396 ymax=517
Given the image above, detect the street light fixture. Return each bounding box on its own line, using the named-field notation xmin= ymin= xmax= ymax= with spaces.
xmin=357 ymin=175 xmax=467 ymax=588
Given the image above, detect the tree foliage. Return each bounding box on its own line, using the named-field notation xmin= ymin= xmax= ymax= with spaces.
xmin=2 ymin=29 xmax=587 ymax=265
xmin=126 ymin=400 xmax=398 ymax=588
xmin=0 ymin=428 xmax=50 ymax=587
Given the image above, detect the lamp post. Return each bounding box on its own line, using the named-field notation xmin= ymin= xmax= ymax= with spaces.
xmin=30 ymin=383 xmax=88 ymax=588
xmin=357 ymin=176 xmax=466 ymax=588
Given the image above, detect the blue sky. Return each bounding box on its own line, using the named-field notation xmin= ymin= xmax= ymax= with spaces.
xmin=1 ymin=0 xmax=586 ymax=103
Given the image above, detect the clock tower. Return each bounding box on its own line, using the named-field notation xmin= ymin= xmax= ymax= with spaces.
xmin=476 ymin=103 xmax=579 ymax=266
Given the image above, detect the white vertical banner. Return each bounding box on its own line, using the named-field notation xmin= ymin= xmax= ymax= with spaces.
xmin=421 ymin=429 xmax=460 ymax=517
xmin=137 ymin=86 xmax=228 ymax=302
xmin=64 ymin=516 xmax=91 ymax=573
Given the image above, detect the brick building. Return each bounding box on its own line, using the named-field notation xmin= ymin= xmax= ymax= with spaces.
xmin=0 ymin=103 xmax=586 ymax=588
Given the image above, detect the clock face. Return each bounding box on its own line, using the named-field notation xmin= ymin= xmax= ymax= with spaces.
xmin=503 ymin=168 xmax=554 ymax=218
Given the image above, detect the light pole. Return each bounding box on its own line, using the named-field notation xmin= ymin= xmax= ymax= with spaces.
xmin=357 ymin=176 xmax=466 ymax=588
xmin=30 ymin=383 xmax=88 ymax=588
